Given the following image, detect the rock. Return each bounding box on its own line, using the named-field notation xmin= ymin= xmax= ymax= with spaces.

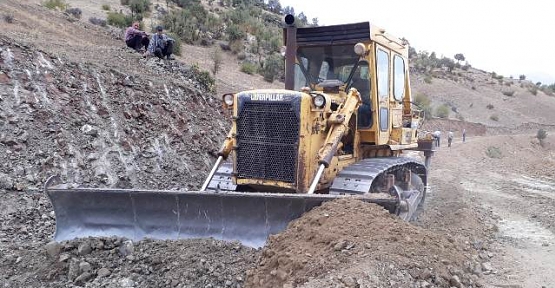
xmin=119 ymin=240 xmax=134 ymax=256
xmin=59 ymin=253 xmax=71 ymax=262
xmin=78 ymin=242 xmax=92 ymax=255
xmin=334 ymin=240 xmax=348 ymax=251
xmin=81 ymin=124 xmax=99 ymax=136
xmin=481 ymin=262 xmax=493 ymax=273
xmin=97 ymin=267 xmax=111 ymax=278
xmin=119 ymin=278 xmax=136 ymax=287
xmin=74 ymin=272 xmax=93 ymax=283
xmin=0 ymin=172 xmax=14 ymax=190
xmin=68 ymin=259 xmax=80 ymax=281
xmin=79 ymin=261 xmax=92 ymax=273
xmin=45 ymin=241 xmax=61 ymax=258
xmin=449 ymin=275 xmax=463 ymax=288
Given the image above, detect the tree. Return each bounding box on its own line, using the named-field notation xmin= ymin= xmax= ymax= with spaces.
xmin=282 ymin=6 xmax=294 ymax=16
xmin=519 ymin=74 xmax=526 ymax=81
xmin=297 ymin=12 xmax=308 ymax=26
xmin=311 ymin=17 xmax=318 ymax=27
xmin=454 ymin=53 xmax=465 ymax=63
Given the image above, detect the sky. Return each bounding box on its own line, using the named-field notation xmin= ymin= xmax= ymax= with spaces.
xmin=278 ymin=0 xmax=555 ymax=85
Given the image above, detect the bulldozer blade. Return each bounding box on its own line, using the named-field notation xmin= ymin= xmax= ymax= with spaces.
xmin=47 ymin=187 xmax=395 ymax=247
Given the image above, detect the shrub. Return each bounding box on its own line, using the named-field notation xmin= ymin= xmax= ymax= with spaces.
xmin=129 ymin=0 xmax=151 ymax=16
xmin=435 ymin=104 xmax=450 ymax=118
xmin=502 ymin=90 xmax=515 ymax=97
xmin=486 ymin=104 xmax=494 ymax=109
xmin=107 ymin=12 xmax=133 ymax=28
xmin=43 ymin=0 xmax=67 ymax=10
xmin=529 ymin=86 xmax=538 ymax=95
xmin=471 ymin=86 xmax=476 ymax=90
xmin=424 ymin=75 xmax=432 ymax=84
xmin=519 ymin=74 xmax=526 ymax=80
xmin=101 ymin=4 xmax=110 ymax=10
xmin=190 ymin=64 xmax=215 ymax=92
xmin=413 ymin=93 xmax=432 ymax=117
xmin=120 ymin=0 xmax=130 ymax=5
xmin=226 ymin=24 xmax=245 ymax=42
xmin=260 ymin=53 xmax=283 ymax=83
xmin=65 ymin=7 xmax=82 ymax=18
xmin=461 ymin=64 xmax=470 ymax=71
xmin=167 ymin=33 xmax=181 ymax=56
xmin=236 ymin=52 xmax=246 ymax=60
xmin=240 ymin=62 xmax=257 ymax=75
xmin=490 ymin=114 xmax=499 ymax=121
xmin=486 ymin=146 xmax=502 ymax=159
xmin=537 ymin=129 xmax=548 ymax=146
xmin=89 ymin=17 xmax=107 ymax=27
xmin=3 ymin=14 xmax=14 ymax=23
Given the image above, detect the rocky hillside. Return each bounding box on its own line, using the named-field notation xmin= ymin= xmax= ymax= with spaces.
xmin=0 ymin=35 xmax=227 ymax=191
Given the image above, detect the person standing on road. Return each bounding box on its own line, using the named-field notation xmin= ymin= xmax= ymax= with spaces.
xmin=433 ymin=130 xmax=441 ymax=147
xmin=448 ymin=130 xmax=454 ymax=147
xmin=462 ymin=128 xmax=466 ymax=143
xmin=144 ymin=25 xmax=175 ymax=60
xmin=125 ymin=21 xmax=149 ymax=52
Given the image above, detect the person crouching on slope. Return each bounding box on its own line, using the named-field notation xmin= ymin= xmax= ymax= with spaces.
xmin=144 ymin=25 xmax=175 ymax=60
xmin=125 ymin=21 xmax=149 ymax=52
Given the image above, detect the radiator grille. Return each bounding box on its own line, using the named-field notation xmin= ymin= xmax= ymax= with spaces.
xmin=236 ymin=102 xmax=299 ymax=183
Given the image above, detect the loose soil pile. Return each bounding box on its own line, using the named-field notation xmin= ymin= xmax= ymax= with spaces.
xmin=246 ymin=199 xmax=483 ymax=288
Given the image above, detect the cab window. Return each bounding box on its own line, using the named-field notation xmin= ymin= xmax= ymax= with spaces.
xmin=376 ymin=49 xmax=389 ymax=99
xmin=393 ymin=55 xmax=405 ymax=101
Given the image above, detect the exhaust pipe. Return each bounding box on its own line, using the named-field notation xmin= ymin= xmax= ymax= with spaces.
xmin=284 ymin=14 xmax=296 ymax=90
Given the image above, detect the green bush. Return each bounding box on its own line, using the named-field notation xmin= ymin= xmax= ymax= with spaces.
xmin=167 ymin=33 xmax=181 ymax=56
xmin=413 ymin=93 xmax=432 ymax=117
xmin=129 ymin=0 xmax=151 ymax=16
xmin=43 ymin=0 xmax=67 ymax=10
xmin=261 ymin=54 xmax=283 ymax=83
xmin=240 ymin=62 xmax=257 ymax=75
xmin=120 ymin=0 xmax=130 ymax=5
xmin=490 ymin=114 xmax=499 ymax=121
xmin=424 ymin=75 xmax=432 ymax=84
xmin=190 ymin=64 xmax=215 ymax=93
xmin=226 ymin=24 xmax=245 ymax=42
xmin=486 ymin=104 xmax=494 ymax=109
xmin=486 ymin=146 xmax=502 ymax=159
xmin=101 ymin=4 xmax=110 ymax=10
xmin=107 ymin=12 xmax=133 ymax=28
xmin=434 ymin=104 xmax=450 ymax=118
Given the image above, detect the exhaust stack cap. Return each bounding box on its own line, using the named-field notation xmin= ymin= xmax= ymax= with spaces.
xmin=284 ymin=14 xmax=295 ymax=26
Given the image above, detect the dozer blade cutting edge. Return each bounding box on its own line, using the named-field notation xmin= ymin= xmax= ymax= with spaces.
xmin=45 ymin=178 xmax=398 ymax=248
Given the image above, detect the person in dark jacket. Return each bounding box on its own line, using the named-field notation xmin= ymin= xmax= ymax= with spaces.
xmin=144 ymin=25 xmax=175 ymax=60
xmin=125 ymin=21 xmax=149 ymax=52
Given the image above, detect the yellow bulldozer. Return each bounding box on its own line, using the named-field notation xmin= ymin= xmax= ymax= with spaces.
xmin=46 ymin=15 xmax=435 ymax=247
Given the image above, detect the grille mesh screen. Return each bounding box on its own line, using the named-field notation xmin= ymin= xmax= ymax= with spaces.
xmin=236 ymin=102 xmax=299 ymax=183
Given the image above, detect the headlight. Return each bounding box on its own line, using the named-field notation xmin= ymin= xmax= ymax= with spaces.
xmin=223 ymin=94 xmax=234 ymax=106
xmin=313 ymin=95 xmax=325 ymax=108
xmin=354 ymin=43 xmax=366 ymax=56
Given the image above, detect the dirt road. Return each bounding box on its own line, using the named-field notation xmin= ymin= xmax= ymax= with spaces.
xmin=422 ymin=134 xmax=555 ymax=287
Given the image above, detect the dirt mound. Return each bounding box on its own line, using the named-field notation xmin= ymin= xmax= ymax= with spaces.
xmin=245 ymin=198 xmax=482 ymax=288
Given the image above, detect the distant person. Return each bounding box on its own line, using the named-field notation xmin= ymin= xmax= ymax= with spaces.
xmin=462 ymin=129 xmax=466 ymax=143
xmin=433 ymin=130 xmax=441 ymax=147
xmin=448 ymin=130 xmax=454 ymax=147
xmin=144 ymin=25 xmax=175 ymax=60
xmin=125 ymin=21 xmax=149 ymax=52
